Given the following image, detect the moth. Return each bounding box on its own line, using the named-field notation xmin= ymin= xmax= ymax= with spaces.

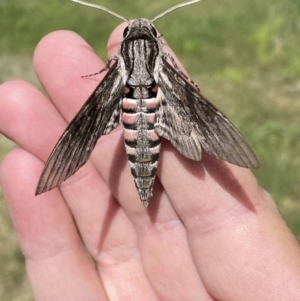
xmin=36 ymin=0 xmax=259 ymax=207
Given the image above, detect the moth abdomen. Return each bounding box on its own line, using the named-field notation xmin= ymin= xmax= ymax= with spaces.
xmin=122 ymin=89 xmax=161 ymax=206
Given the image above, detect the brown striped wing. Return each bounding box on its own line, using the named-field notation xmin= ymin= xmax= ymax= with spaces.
xmin=36 ymin=62 xmax=125 ymax=195
xmin=156 ymin=58 xmax=259 ymax=168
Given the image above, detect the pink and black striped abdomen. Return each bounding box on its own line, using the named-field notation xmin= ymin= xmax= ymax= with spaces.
xmin=122 ymin=86 xmax=161 ymax=206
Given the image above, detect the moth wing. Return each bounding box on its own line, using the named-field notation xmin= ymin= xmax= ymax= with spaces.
xmin=36 ymin=62 xmax=125 ymax=194
xmin=157 ymin=58 xmax=259 ymax=168
xmin=155 ymin=89 xmax=202 ymax=161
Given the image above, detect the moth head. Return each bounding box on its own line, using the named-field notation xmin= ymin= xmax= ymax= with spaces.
xmin=122 ymin=19 xmax=158 ymax=40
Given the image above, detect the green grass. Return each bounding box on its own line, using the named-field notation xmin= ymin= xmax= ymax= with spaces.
xmin=1 ymin=0 xmax=300 ymax=299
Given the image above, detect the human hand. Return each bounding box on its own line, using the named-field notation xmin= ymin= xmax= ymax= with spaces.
xmin=0 ymin=24 xmax=300 ymax=301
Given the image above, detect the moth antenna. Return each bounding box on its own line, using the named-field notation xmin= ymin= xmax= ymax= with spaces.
xmin=71 ymin=0 xmax=129 ymax=22
xmin=151 ymin=0 xmax=202 ymax=22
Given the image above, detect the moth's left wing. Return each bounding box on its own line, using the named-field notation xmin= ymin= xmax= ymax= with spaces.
xmin=36 ymin=62 xmax=125 ymax=195
xmin=156 ymin=57 xmax=259 ymax=168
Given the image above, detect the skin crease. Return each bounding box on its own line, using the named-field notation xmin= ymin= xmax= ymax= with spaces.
xmin=0 ymin=22 xmax=300 ymax=301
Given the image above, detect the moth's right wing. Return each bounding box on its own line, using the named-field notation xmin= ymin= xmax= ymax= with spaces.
xmin=36 ymin=61 xmax=125 ymax=195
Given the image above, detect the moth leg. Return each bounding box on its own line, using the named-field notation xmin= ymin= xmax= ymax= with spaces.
xmin=81 ymin=55 xmax=119 ymax=78
xmin=162 ymin=52 xmax=200 ymax=91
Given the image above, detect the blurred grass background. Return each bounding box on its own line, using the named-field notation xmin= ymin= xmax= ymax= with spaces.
xmin=0 ymin=0 xmax=300 ymax=299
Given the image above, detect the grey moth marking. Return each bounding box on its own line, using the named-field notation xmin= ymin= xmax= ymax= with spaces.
xmin=36 ymin=0 xmax=259 ymax=207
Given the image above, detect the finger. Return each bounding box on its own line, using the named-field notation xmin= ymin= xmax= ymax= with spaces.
xmin=33 ymin=30 xmax=108 ymax=121
xmin=33 ymin=25 xmax=212 ymax=300
xmin=0 ymin=149 xmax=107 ymax=300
